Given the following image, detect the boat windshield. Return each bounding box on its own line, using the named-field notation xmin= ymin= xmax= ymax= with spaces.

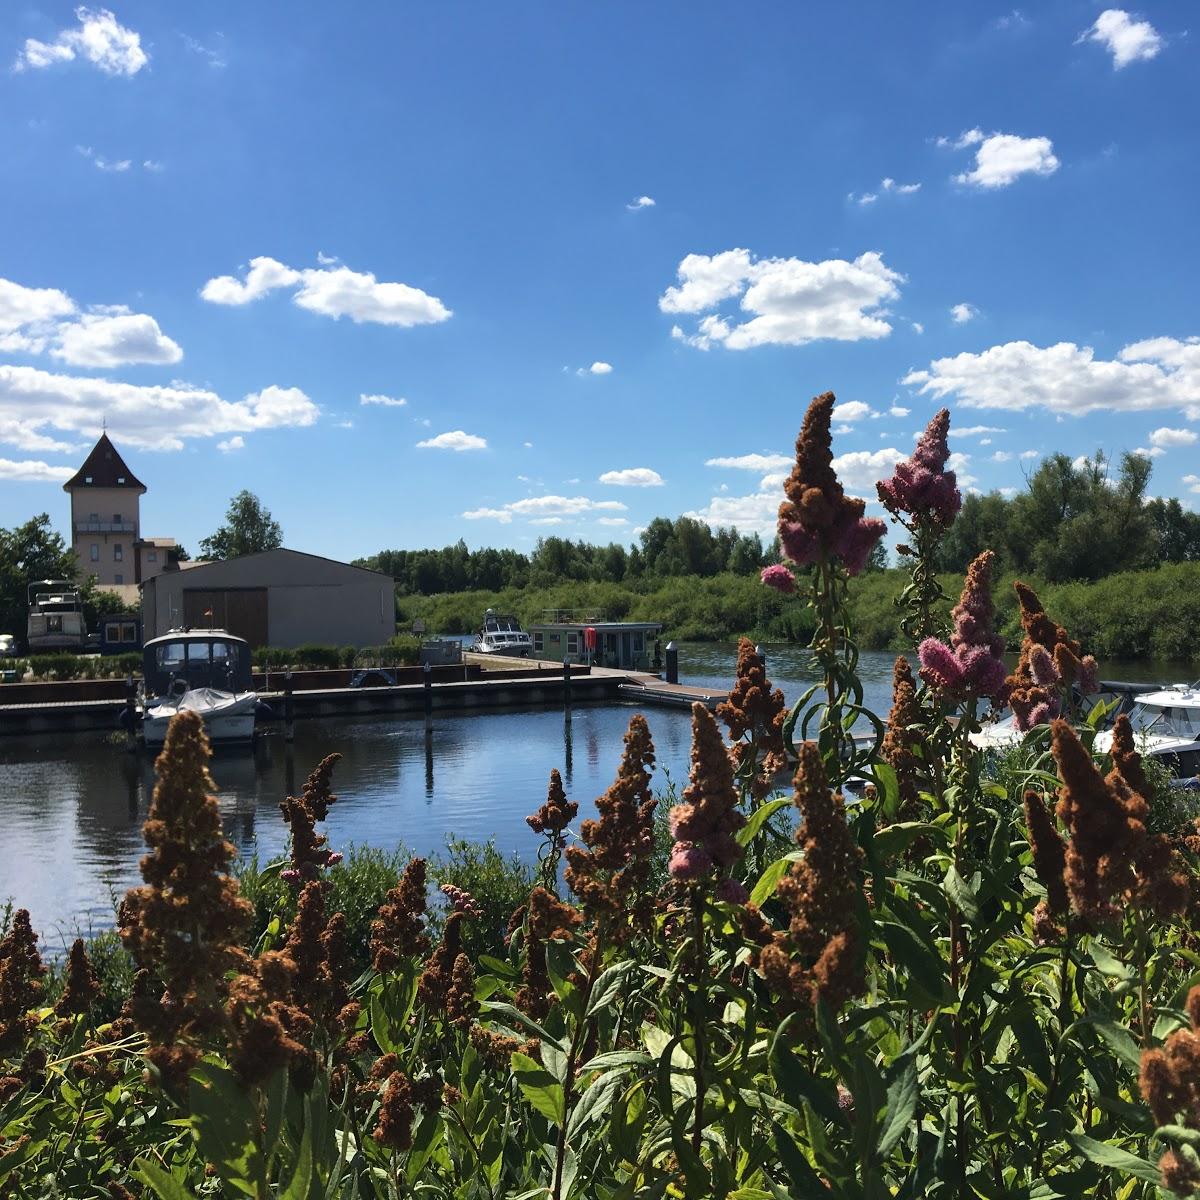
xmin=147 ymin=639 xmax=248 ymax=694
xmin=1127 ymin=703 xmax=1199 ymax=739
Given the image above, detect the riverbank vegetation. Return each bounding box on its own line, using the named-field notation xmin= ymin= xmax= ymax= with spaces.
xmin=5 ymin=395 xmax=1200 ymax=1197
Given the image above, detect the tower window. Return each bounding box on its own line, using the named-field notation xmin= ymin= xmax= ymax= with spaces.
xmin=84 ymin=475 xmax=93 ymax=483
xmin=114 ymin=544 xmax=123 ymax=561
xmin=117 ymin=476 xmax=125 ymax=483
xmin=90 ymin=544 xmax=99 ymax=562
xmin=114 ymin=574 xmax=123 ymax=585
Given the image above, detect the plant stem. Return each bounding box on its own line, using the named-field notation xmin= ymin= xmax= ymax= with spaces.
xmin=690 ymin=888 xmax=707 ymax=1160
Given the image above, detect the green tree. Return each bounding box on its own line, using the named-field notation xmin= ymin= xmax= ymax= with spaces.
xmin=198 ymin=491 xmax=283 ymax=560
xmin=0 ymin=513 xmax=77 ymax=640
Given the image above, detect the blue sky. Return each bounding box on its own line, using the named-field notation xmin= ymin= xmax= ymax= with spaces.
xmin=1 ymin=2 xmax=1197 ymax=559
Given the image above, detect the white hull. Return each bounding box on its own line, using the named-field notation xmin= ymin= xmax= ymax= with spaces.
xmin=142 ymin=688 xmax=258 ymax=746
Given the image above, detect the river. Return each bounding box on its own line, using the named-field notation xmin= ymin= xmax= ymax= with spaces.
xmin=0 ymin=643 xmax=1187 ymax=942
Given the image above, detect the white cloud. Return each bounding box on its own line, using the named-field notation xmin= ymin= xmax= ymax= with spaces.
xmin=16 ymin=7 xmax=147 ymax=76
xmin=0 ymin=457 xmax=75 ymax=483
xmin=852 ymin=192 xmax=878 ymax=206
xmin=530 ymin=517 xmax=564 ymax=526
xmin=53 ymin=310 xmax=182 ymax=368
xmin=889 ymin=405 xmax=910 ymax=418
xmin=217 ymin=436 xmax=244 ymax=453
xmin=980 ymin=438 xmax=993 ymax=445
xmin=0 ymin=419 xmax=76 ymax=453
xmin=938 ymin=128 xmax=986 ymax=150
xmin=832 ymin=447 xmax=907 ymax=490
xmin=416 ymin=430 xmax=487 ymax=451
xmin=948 ymin=132 xmax=1060 ymax=189
xmin=955 ymin=424 xmax=1006 ymax=437
xmin=832 ymin=400 xmax=873 ymax=424
xmin=360 ymin=393 xmax=407 ymax=408
xmin=1081 ymin=9 xmax=1163 ymax=68
xmin=951 ymin=302 xmax=979 ymax=324
xmin=904 ymin=337 xmax=1200 ymax=417
xmin=142 ymin=160 xmax=163 ymax=173
xmin=705 ymin=452 xmax=792 ymax=472
xmin=0 ymin=367 xmax=318 ymax=452
xmin=76 ymin=145 xmax=131 ymax=172
xmin=626 ymin=196 xmax=656 ymax=210
xmin=579 ymin=361 xmax=612 ymax=376
xmin=1184 ymin=474 xmax=1200 ymax=495
xmin=911 ymin=321 xmax=925 ymax=335
xmin=662 ymin=249 xmax=904 ymax=350
xmin=599 ymin=467 xmax=664 ymax=487
xmin=316 ymin=251 xmax=338 ymax=265
xmin=0 ymin=278 xmax=75 ymax=338
xmin=1149 ymin=427 xmax=1198 ymax=449
xmin=882 ymin=177 xmax=921 ymax=195
xmin=999 ymin=486 xmax=1018 ymax=498
xmin=1020 ymin=450 xmax=1039 ymax=460
xmin=180 ymin=33 xmax=226 ymax=69
xmin=991 ymin=450 xmax=1013 ymax=462
xmin=1134 ymin=445 xmax=1166 ymax=458
xmin=523 ymin=440 xmax=533 ymax=448
xmin=465 ymin=495 xmax=627 ymax=522
xmin=202 ymin=257 xmax=451 ymax=327
xmin=1072 ymin=455 xmax=1091 ymax=471
xmin=596 ymin=516 xmax=629 ymax=526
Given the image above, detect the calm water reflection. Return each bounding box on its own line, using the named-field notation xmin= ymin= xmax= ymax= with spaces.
xmin=0 ymin=643 xmax=1186 ymax=941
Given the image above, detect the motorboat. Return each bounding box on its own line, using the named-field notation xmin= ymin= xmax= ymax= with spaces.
xmin=969 ymin=682 xmax=1143 ymax=753
xmin=1093 ymin=684 xmax=1200 ymax=778
xmin=473 ymin=610 xmax=533 ymax=657
xmin=140 ymin=629 xmax=258 ymax=747
xmin=26 ymin=580 xmax=88 ymax=652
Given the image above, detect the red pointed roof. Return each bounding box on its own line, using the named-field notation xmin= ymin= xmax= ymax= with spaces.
xmin=62 ymin=433 xmax=146 ymax=492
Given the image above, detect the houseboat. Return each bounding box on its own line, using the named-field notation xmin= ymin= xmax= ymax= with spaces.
xmin=140 ymin=628 xmax=258 ymax=746
xmin=527 ymin=610 xmax=663 ymax=671
xmin=26 ymin=580 xmax=88 ymax=653
xmin=1094 ymin=683 xmax=1200 ymax=779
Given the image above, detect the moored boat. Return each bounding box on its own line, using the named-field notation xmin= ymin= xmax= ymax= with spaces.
xmin=26 ymin=580 xmax=88 ymax=653
xmin=473 ymin=610 xmax=533 ymax=657
xmin=1093 ymin=683 xmax=1200 ymax=778
xmin=140 ymin=629 xmax=258 ymax=747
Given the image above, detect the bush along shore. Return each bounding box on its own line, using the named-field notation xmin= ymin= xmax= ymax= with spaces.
xmin=396 ymin=560 xmax=1200 ymax=661
xmin=7 ymin=393 xmax=1200 ymax=1197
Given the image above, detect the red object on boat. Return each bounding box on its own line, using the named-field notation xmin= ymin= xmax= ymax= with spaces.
xmin=583 ymin=626 xmax=597 ymax=651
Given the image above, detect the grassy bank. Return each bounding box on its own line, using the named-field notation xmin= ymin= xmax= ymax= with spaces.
xmin=398 ymin=562 xmax=1200 ymax=661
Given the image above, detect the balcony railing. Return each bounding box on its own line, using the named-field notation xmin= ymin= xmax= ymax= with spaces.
xmin=75 ymin=521 xmax=135 ymax=533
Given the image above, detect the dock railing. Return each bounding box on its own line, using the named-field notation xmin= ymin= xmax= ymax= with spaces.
xmin=539 ymin=608 xmax=608 ymax=625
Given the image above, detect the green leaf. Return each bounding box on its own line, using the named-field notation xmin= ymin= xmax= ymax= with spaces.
xmin=769 ymin=1016 xmax=841 ymax=1125
xmin=545 ymin=938 xmax=577 ymax=1002
xmin=943 ymin=864 xmax=980 ymax=924
xmin=580 ymin=1050 xmax=653 ymax=1073
xmin=587 ymin=960 xmax=637 ymax=1018
xmin=369 ymin=992 xmax=400 ymax=1055
xmin=737 ymin=797 xmax=792 ymax=847
xmin=871 ymin=761 xmax=900 ymax=818
xmin=872 ymin=822 xmax=944 ymax=861
xmin=566 ymin=1069 xmax=624 ymax=1141
xmin=751 ymin=855 xmax=794 ymax=907
xmin=1089 ymin=942 xmax=1134 ymax=981
xmin=478 ymin=953 xmax=519 ymax=981
xmin=1083 ymin=1018 xmax=1143 ymax=1072
xmin=1069 ymin=1133 xmax=1162 ymax=1185
xmin=879 ymin=921 xmax=948 ymax=1001
xmin=481 ymin=1001 xmax=565 ymax=1050
xmin=771 ymin=1120 xmax=827 ymax=1192
xmin=511 ymin=1051 xmax=565 ymax=1125
xmin=278 ymin=1122 xmax=312 ymax=1200
xmin=134 ymin=1159 xmax=197 ymax=1200
xmin=188 ymin=1064 xmax=262 ymax=1197
xmin=877 ymin=1056 xmax=918 ymax=1159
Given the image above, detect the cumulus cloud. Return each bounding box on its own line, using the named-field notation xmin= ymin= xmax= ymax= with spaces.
xmin=832 ymin=400 xmax=874 ymax=424
xmin=0 ymin=367 xmax=317 ymax=452
xmin=202 ymin=257 xmax=451 ymax=327
xmin=955 ymin=424 xmax=1006 ymax=437
xmin=905 ymin=337 xmax=1200 ymax=418
xmin=1081 ymin=9 xmax=1163 ymax=68
xmin=0 ymin=457 xmax=75 ymax=483
xmin=0 ymin=278 xmax=75 ymax=340
xmin=596 ymin=516 xmax=629 ymax=526
xmin=416 ymin=430 xmax=487 ymax=451
xmin=945 ymin=130 xmax=1060 ymax=189
xmin=464 ymin=494 xmax=627 ymax=523
xmin=851 ymin=177 xmax=921 ymax=205
xmin=1020 ymin=450 xmax=1039 ymax=459
xmin=217 ymin=436 xmax=244 ymax=453
xmin=598 ymin=467 xmax=664 ymax=487
xmin=1149 ymin=427 xmax=1198 ymax=449
xmin=1134 ymin=445 xmax=1166 ymax=458
xmin=991 ymin=450 xmax=1013 ymax=462
xmin=360 ymin=393 xmax=406 ymax=407
xmin=76 ymin=145 xmax=131 ymax=172
xmin=53 ymin=310 xmax=182 ymax=368
xmin=626 ymin=196 xmax=656 ymax=210
xmin=889 ymin=405 xmax=910 ymax=418
xmin=951 ymin=302 xmax=979 ymax=324
xmin=662 ymin=249 xmax=903 ymax=350
xmin=1184 ymin=474 xmax=1200 ymax=495
xmin=704 ymin=452 xmax=793 ymax=472
xmin=15 ymin=7 xmax=147 ymax=76
xmin=578 ymin=361 xmax=612 ymax=375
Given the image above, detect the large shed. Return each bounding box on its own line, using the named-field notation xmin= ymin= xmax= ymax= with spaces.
xmin=141 ymin=548 xmax=395 ymax=649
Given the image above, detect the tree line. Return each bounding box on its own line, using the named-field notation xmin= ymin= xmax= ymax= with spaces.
xmin=938 ymin=451 xmax=1200 ymax=581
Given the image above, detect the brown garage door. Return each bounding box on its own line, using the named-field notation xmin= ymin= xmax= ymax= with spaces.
xmin=183 ymin=588 xmax=269 ymax=648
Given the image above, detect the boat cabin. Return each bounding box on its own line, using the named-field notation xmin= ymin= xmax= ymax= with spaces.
xmin=142 ymin=629 xmax=252 ymax=697
xmin=99 ymin=613 xmax=142 ymax=655
xmin=26 ymin=580 xmax=88 ymax=653
xmin=527 ymin=610 xmax=663 ymax=671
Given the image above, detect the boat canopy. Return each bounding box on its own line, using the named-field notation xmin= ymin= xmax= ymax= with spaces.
xmin=142 ymin=629 xmax=252 ymax=696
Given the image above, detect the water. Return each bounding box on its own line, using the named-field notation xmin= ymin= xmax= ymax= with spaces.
xmin=0 ymin=643 xmax=1189 ymax=942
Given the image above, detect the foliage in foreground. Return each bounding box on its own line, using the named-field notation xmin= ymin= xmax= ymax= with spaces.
xmin=6 ymin=395 xmax=1200 ymax=1200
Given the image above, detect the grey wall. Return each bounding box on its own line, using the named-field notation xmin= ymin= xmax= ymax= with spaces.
xmin=142 ymin=549 xmax=395 ymax=647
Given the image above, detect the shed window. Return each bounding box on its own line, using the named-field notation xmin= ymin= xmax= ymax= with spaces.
xmin=147 ymin=549 xmax=157 ymax=563
xmin=566 ymin=633 xmax=579 ymax=655
xmin=533 ymin=631 xmax=544 ymax=653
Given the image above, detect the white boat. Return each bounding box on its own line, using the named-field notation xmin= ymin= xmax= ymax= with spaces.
xmin=140 ymin=629 xmax=258 ymax=747
xmin=473 ymin=610 xmax=533 ymax=657
xmin=968 ymin=682 xmax=1142 ymax=754
xmin=1093 ymin=684 xmax=1200 ymax=778
xmin=26 ymin=580 xmax=88 ymax=653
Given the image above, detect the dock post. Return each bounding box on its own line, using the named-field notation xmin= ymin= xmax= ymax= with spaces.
xmin=754 ymin=644 xmax=765 ymax=672
xmin=665 ymin=641 xmax=679 ymax=686
xmin=124 ymin=673 xmax=137 ymax=752
xmin=284 ymin=671 xmax=295 ymax=743
xmin=423 ymin=661 xmax=433 ymax=733
xmin=563 ymin=656 xmax=572 ymax=714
